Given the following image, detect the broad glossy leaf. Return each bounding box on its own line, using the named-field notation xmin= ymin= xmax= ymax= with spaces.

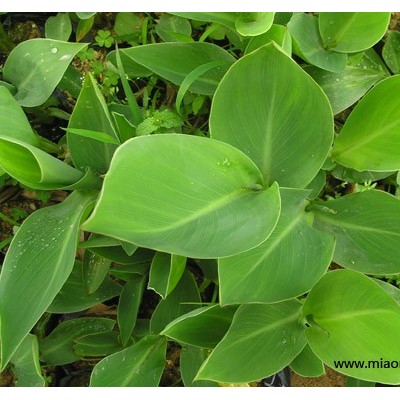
xmin=235 ymin=13 xmax=275 ymax=36
xmin=148 ymin=252 xmax=186 ymax=299
xmin=330 ymin=165 xmax=393 ymax=184
xmin=211 ymin=43 xmax=333 ymax=189
xmin=245 ymin=24 xmax=292 ymax=56
xmin=162 ymin=305 xmax=236 ymax=348
xmin=0 ymin=136 xmax=84 ymax=190
xmin=110 ymin=43 xmax=235 ymax=95
xmin=333 ymin=75 xmax=400 ymax=171
xmin=73 ymin=331 xmax=122 ymax=357
xmin=306 ymin=170 xmax=326 ymax=200
xmin=76 ymin=16 xmax=94 ymax=42
xmin=67 ymin=74 xmax=119 ymax=174
xmin=288 ymin=13 xmax=347 ymax=73
xmin=219 ymin=189 xmax=334 ymax=304
xmin=290 ymin=344 xmax=325 ymax=378
xmin=10 ymin=334 xmax=45 ymax=387
xmin=76 ymin=12 xmax=96 ymax=20
xmin=303 ymin=270 xmax=400 ymax=384
xmin=40 ymin=318 xmax=115 ymax=366
xmin=155 ymin=14 xmax=192 ymax=42
xmin=170 ymin=12 xmax=237 ymax=30
xmin=83 ymin=134 xmax=281 ymax=258
xmin=196 ymin=300 xmax=306 ymax=383
xmin=90 ymin=335 xmax=167 ymax=387
xmin=311 ymin=190 xmax=400 ymax=274
xmin=383 ymin=31 xmax=400 ymax=74
xmin=82 ymin=249 xmax=112 ymax=294
xmin=319 ymin=12 xmax=390 ymax=53
xmin=3 ymin=39 xmax=86 ymax=107
xmin=180 ymin=346 xmax=218 ymax=387
xmin=47 ymin=261 xmax=121 ymax=314
xmin=0 ymin=191 xmax=96 ymax=368
xmin=374 ymin=279 xmax=400 ymax=305
xmin=0 ymin=86 xmax=37 ymax=146
xmin=45 ymin=13 xmax=72 ymax=41
xmin=150 ymin=271 xmax=200 ymax=334
xmin=118 ymin=276 xmax=146 ymax=347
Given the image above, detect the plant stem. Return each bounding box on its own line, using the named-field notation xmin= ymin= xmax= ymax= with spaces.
xmin=0 ymin=211 xmax=19 ymax=226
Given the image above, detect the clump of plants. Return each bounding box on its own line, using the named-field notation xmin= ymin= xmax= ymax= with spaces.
xmin=1 ymin=11 xmax=400 ymax=387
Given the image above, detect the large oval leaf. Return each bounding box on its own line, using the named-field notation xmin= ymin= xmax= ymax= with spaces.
xmin=219 ymin=188 xmax=335 ymax=305
xmin=3 ymin=39 xmax=86 ymax=107
xmin=82 ymin=134 xmax=281 ymax=258
xmin=196 ymin=300 xmax=306 ymax=383
xmin=310 ymin=189 xmax=400 ymax=274
xmin=0 ymin=191 xmax=96 ymax=369
xmin=303 ymin=270 xmax=400 ymax=384
xmin=333 ymin=75 xmax=400 ymax=171
xmin=319 ymin=12 xmax=390 ymax=53
xmin=210 ymin=43 xmax=333 ymax=188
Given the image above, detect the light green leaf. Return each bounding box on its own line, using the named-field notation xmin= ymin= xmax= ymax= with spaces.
xmin=90 ymin=335 xmax=167 ymax=387
xmin=150 ymin=271 xmax=200 ymax=334
xmin=65 ymin=128 xmax=120 ymax=145
xmin=374 ymin=279 xmax=400 ymax=305
xmin=73 ymin=331 xmax=122 ymax=357
xmin=83 ymin=134 xmax=281 ymax=259
xmin=235 ymin=13 xmax=275 ymax=36
xmin=311 ymin=190 xmax=400 ymax=274
xmin=111 ymin=43 xmax=235 ymax=95
xmin=180 ymin=346 xmax=218 ymax=387
xmin=156 ymin=14 xmax=192 ymax=42
xmin=170 ymin=12 xmax=237 ymax=30
xmin=10 ymin=334 xmax=45 ymax=387
xmin=319 ymin=12 xmax=390 ymax=53
xmin=82 ymin=250 xmax=112 ymax=294
xmin=333 ymin=76 xmax=400 ymax=171
xmin=288 ymin=13 xmax=347 ymax=73
xmin=45 ymin=13 xmax=72 ymax=41
xmin=76 ymin=12 xmax=96 ymax=20
xmin=0 ymin=86 xmax=38 ymax=146
xmin=40 ymin=318 xmax=115 ymax=366
xmin=219 ymin=189 xmax=335 ymax=304
xmin=0 ymin=191 xmax=97 ymax=369
xmin=303 ymin=270 xmax=400 ymax=384
xmin=290 ymin=344 xmax=325 ymax=378
xmin=383 ymin=31 xmax=400 ymax=74
xmin=196 ymin=300 xmax=306 ymax=383
xmin=118 ymin=276 xmax=146 ymax=347
xmin=148 ymin=252 xmax=186 ymax=299
xmin=210 ymin=43 xmax=333 ymax=188
xmin=3 ymin=39 xmax=86 ymax=107
xmin=67 ymin=73 xmax=119 ymax=174
xmin=306 ymin=170 xmax=326 ymax=200
xmin=76 ymin=16 xmax=94 ymax=42
xmin=330 ymin=164 xmax=393 ymax=184
xmin=0 ymin=136 xmax=84 ymax=190
xmin=162 ymin=305 xmax=236 ymax=348
xmin=47 ymin=261 xmax=121 ymax=314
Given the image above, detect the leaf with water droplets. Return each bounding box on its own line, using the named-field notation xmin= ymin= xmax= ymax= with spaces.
xmin=3 ymin=39 xmax=86 ymax=107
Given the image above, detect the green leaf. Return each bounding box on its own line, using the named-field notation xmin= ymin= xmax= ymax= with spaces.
xmin=219 ymin=189 xmax=335 ymax=304
xmin=162 ymin=305 xmax=236 ymax=348
xmin=67 ymin=73 xmax=119 ymax=174
xmin=118 ymin=276 xmax=146 ymax=347
xmin=180 ymin=346 xmax=218 ymax=387
xmin=156 ymin=14 xmax=192 ymax=42
xmin=3 ymin=39 xmax=86 ymax=107
xmin=82 ymin=250 xmax=112 ymax=294
xmin=330 ymin=164 xmax=393 ymax=184
xmin=47 ymin=261 xmax=121 ymax=314
xmin=73 ymin=331 xmax=122 ymax=357
xmin=346 ymin=377 xmax=375 ymax=387
xmin=310 ymin=190 xmax=400 ymax=274
xmin=76 ymin=16 xmax=94 ymax=42
xmin=235 ymin=12 xmax=275 ymax=36
xmin=0 ymin=86 xmax=38 ymax=146
xmin=90 ymin=335 xmax=167 ymax=387
xmin=150 ymin=271 xmax=200 ymax=334
xmin=374 ymin=279 xmax=400 ymax=305
xmin=210 ymin=43 xmax=333 ymax=188
xmin=45 ymin=13 xmax=72 ymax=41
xmin=170 ymin=12 xmax=237 ymax=30
xmin=82 ymin=134 xmax=281 ymax=258
xmin=91 ymin=246 xmax=154 ymax=265
xmin=306 ymin=170 xmax=326 ymax=200
xmin=111 ymin=43 xmax=235 ymax=95
xmin=0 ymin=136 xmax=84 ymax=190
xmin=148 ymin=252 xmax=186 ymax=299
xmin=0 ymin=191 xmax=96 ymax=369
xmin=290 ymin=344 xmax=325 ymax=378
xmin=10 ymin=334 xmax=45 ymax=387
xmin=76 ymin=12 xmax=96 ymax=20
xmin=288 ymin=13 xmax=347 ymax=73
xmin=245 ymin=24 xmax=292 ymax=56
xmin=383 ymin=31 xmax=400 ymax=74
xmin=114 ymin=13 xmax=142 ymax=43
xmin=65 ymin=128 xmax=120 ymax=145
xmin=303 ymin=270 xmax=400 ymax=384
xmin=39 ymin=317 xmax=115 ymax=366
xmin=319 ymin=12 xmax=390 ymax=53
xmin=196 ymin=300 xmax=306 ymax=383
xmin=333 ymin=75 xmax=400 ymax=171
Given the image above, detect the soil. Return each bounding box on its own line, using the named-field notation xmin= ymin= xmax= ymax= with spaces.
xmin=291 ymin=367 xmax=346 ymax=387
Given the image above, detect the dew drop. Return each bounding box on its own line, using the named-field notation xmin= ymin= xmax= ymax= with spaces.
xmin=51 ymin=47 xmax=58 ymax=54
